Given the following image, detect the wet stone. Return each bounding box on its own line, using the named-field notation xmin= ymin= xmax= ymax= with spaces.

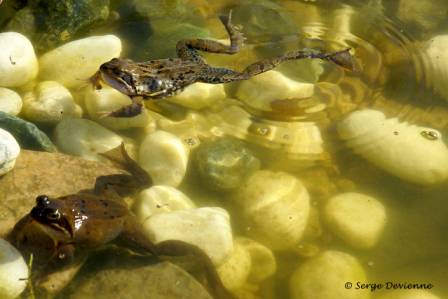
xmin=0 ymin=111 xmax=56 ymax=152
xmin=6 ymin=0 xmax=110 ymax=52
xmin=194 ymin=138 xmax=260 ymax=191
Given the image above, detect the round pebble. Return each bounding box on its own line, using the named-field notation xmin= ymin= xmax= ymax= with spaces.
xmin=0 ymin=239 xmax=28 ymax=299
xmin=0 ymin=32 xmax=38 ymax=87
xmin=0 ymin=128 xmax=20 ymax=176
xmin=0 ymin=88 xmax=22 ymax=115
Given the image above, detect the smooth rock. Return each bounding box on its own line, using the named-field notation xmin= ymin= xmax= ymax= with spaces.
xmin=54 ymin=118 xmax=123 ymax=160
xmin=290 ymin=251 xmax=369 ymax=299
xmin=217 ymin=239 xmax=252 ymax=291
xmin=0 ymin=88 xmax=22 ymax=115
xmin=139 ymin=130 xmax=190 ymax=187
xmin=397 ymin=0 xmax=446 ymax=31
xmin=375 ymin=290 xmax=441 ymax=299
xmin=236 ymin=170 xmax=310 ymax=250
xmin=235 ymin=70 xmax=315 ymax=113
xmin=425 ymin=35 xmax=448 ymax=101
xmin=338 ymin=109 xmax=448 ymax=185
xmin=0 ymin=111 xmax=56 ymax=152
xmin=143 ymin=207 xmax=233 ymax=265
xmin=135 ymin=185 xmax=195 ymax=223
xmin=194 ymin=137 xmax=260 ymax=191
xmin=0 ymin=32 xmax=38 ymax=87
xmin=84 ymin=86 xmax=152 ymax=130
xmin=39 ymin=35 xmax=122 ymax=88
xmin=167 ymin=83 xmax=226 ymax=109
xmin=22 ymin=81 xmax=82 ymax=124
xmin=0 ymin=128 xmax=20 ymax=176
xmin=0 ymin=239 xmax=28 ymax=299
xmin=324 ymin=192 xmax=386 ymax=249
xmin=238 ymin=237 xmax=277 ymax=283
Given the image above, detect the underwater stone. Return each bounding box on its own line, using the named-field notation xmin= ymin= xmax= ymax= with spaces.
xmin=425 ymin=35 xmax=448 ymax=101
xmin=54 ymin=118 xmax=123 ymax=160
xmin=6 ymin=0 xmax=110 ymax=52
xmin=84 ymin=86 xmax=152 ymax=130
xmin=217 ymin=238 xmax=252 ymax=292
xmin=290 ymin=251 xmax=369 ymax=299
xmin=139 ymin=130 xmax=190 ymax=187
xmin=0 ymin=128 xmax=20 ymax=176
xmin=39 ymin=35 xmax=122 ymax=88
xmin=0 ymin=88 xmax=22 ymax=116
xmin=135 ymin=185 xmax=195 ymax=223
xmin=0 ymin=111 xmax=56 ymax=152
xmin=324 ymin=192 xmax=386 ymax=249
xmin=0 ymin=239 xmax=28 ymax=299
xmin=143 ymin=207 xmax=233 ymax=265
xmin=0 ymin=32 xmax=38 ymax=87
xmin=22 ymin=81 xmax=82 ymax=124
xmin=236 ymin=170 xmax=310 ymax=250
xmin=235 ymin=70 xmax=315 ymax=113
xmin=167 ymin=82 xmax=226 ymax=110
xmin=237 ymin=237 xmax=276 ymax=283
xmin=194 ymin=137 xmax=260 ymax=191
xmin=338 ymin=109 xmax=448 ymax=185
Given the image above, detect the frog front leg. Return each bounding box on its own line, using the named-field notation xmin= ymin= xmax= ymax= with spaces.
xmin=176 ymin=11 xmax=244 ymax=63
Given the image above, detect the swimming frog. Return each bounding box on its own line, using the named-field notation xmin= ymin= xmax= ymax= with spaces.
xmin=90 ymin=11 xmax=355 ymax=117
xmin=9 ymin=144 xmax=234 ymax=299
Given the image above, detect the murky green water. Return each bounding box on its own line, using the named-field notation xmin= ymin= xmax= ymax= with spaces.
xmin=2 ymin=0 xmax=448 ymax=298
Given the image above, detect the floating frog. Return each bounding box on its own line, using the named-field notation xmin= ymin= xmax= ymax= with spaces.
xmin=90 ymin=12 xmax=355 ymax=117
xmin=9 ymin=144 xmax=234 ymax=299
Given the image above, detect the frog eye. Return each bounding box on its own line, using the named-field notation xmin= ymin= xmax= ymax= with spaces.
xmin=36 ymin=195 xmax=50 ymax=206
xmin=46 ymin=209 xmax=61 ymax=221
xmin=149 ymin=79 xmax=163 ymax=91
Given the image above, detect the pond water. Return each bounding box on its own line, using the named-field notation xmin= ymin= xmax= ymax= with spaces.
xmin=1 ymin=0 xmax=448 ymax=298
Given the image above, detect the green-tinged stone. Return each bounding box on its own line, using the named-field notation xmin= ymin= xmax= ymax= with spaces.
xmin=139 ymin=20 xmax=210 ymax=59
xmin=0 ymin=111 xmax=56 ymax=152
xmin=6 ymin=0 xmax=110 ymax=52
xmin=131 ymin=0 xmax=202 ymax=23
xmin=232 ymin=1 xmax=297 ymax=43
xmin=195 ymin=138 xmax=260 ymax=191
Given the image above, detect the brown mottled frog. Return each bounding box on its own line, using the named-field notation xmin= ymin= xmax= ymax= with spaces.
xmin=9 ymin=144 xmax=234 ymax=299
xmin=90 ymin=12 xmax=355 ymax=117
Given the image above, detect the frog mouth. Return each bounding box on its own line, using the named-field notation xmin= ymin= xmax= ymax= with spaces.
xmin=31 ymin=217 xmax=73 ymax=242
xmin=101 ymin=72 xmax=137 ymax=95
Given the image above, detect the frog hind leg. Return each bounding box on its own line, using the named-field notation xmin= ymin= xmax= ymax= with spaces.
xmin=155 ymin=240 xmax=236 ymax=299
xmin=95 ymin=143 xmax=152 ymax=197
xmin=198 ymin=48 xmax=355 ymax=83
xmin=176 ymin=10 xmax=244 ymax=63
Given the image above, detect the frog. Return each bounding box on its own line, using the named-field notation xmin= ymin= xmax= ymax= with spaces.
xmin=8 ymin=144 xmax=235 ymax=299
xmin=90 ymin=11 xmax=356 ymax=117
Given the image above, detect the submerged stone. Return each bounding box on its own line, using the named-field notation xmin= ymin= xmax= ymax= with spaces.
xmin=0 ymin=111 xmax=56 ymax=152
xmin=6 ymin=0 xmax=110 ymax=52
xmin=194 ymin=138 xmax=260 ymax=191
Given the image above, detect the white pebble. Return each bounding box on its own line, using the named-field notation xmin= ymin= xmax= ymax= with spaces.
xmin=143 ymin=207 xmax=233 ymax=265
xmin=22 ymin=81 xmax=82 ymax=124
xmin=338 ymin=109 xmax=448 ymax=185
xmin=135 ymin=185 xmax=195 ymax=223
xmin=0 ymin=87 xmax=22 ymax=115
xmin=0 ymin=129 xmax=20 ymax=176
xmin=139 ymin=130 xmax=189 ymax=187
xmin=39 ymin=35 xmax=122 ymax=88
xmin=0 ymin=32 xmax=38 ymax=87
xmin=0 ymin=239 xmax=28 ymax=299
xmin=236 ymin=170 xmax=310 ymax=250
xmin=324 ymin=192 xmax=386 ymax=249
xmin=84 ymin=86 xmax=153 ymax=130
xmin=376 ymin=290 xmax=441 ymax=299
xmin=290 ymin=250 xmax=369 ymax=299
xmin=217 ymin=239 xmax=252 ymax=291
xmin=235 ymin=70 xmax=314 ymax=112
xmin=54 ymin=118 xmax=123 ymax=160
xmin=425 ymin=35 xmax=448 ymax=101
xmin=167 ymin=82 xmax=226 ymax=109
